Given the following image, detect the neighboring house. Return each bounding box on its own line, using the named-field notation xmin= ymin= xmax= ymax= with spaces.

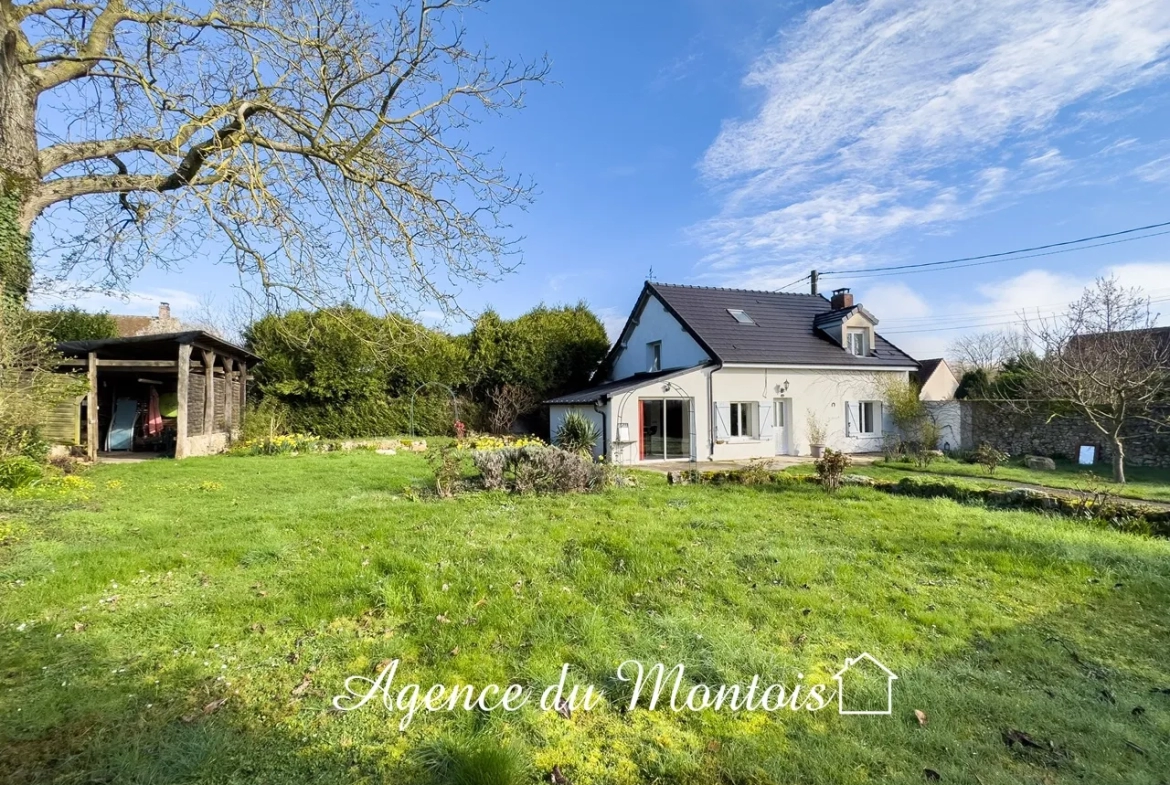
xmin=912 ymin=358 xmax=959 ymax=401
xmin=111 ymin=302 xmax=186 ymax=336
xmin=545 ymin=282 xmax=918 ymax=464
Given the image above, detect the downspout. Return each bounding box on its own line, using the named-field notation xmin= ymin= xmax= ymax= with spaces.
xmin=593 ymin=395 xmax=609 ymax=461
xmin=707 ymin=364 xmax=721 ymax=460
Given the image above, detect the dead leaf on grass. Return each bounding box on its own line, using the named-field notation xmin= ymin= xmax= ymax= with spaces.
xmin=915 ymin=709 xmax=928 ymax=726
xmin=291 ymin=674 xmax=312 ymax=697
xmin=182 ymin=697 xmax=228 ymax=723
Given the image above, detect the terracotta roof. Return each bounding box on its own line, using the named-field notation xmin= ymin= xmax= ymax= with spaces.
xmin=112 ymin=314 xmax=156 ymax=337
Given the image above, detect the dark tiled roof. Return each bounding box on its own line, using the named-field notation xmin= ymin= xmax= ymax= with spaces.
xmin=645 ymin=282 xmax=917 ymax=367
xmin=545 ymin=366 xmax=705 ymax=404
xmin=916 ymin=357 xmax=945 ymax=380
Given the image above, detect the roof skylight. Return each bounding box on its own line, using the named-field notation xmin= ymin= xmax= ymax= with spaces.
xmin=727 ymin=308 xmax=755 ymax=325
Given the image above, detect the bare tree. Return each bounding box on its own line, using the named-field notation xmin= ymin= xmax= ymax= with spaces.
xmin=948 ymin=328 xmax=1030 ymax=373
xmin=1017 ymin=277 xmax=1169 ymax=483
xmin=0 ymin=0 xmax=546 ymax=312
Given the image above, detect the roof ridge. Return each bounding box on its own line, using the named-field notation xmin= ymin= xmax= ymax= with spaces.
xmin=650 ymin=281 xmax=824 ymax=298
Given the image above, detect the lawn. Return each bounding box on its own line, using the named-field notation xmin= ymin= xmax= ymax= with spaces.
xmin=2 ymin=452 xmax=1169 ymax=784
xmin=849 ymin=457 xmax=1170 ymax=504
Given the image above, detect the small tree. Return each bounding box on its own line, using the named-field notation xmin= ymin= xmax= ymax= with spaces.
xmin=1014 ymin=277 xmax=1169 ymax=484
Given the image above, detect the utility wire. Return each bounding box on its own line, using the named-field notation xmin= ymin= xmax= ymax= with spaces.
xmin=880 ymin=287 xmax=1170 ymax=327
xmin=774 ymin=273 xmax=811 ymax=292
xmin=879 ymin=295 xmax=1170 ymax=335
xmin=843 ymin=230 xmax=1170 ymax=280
xmin=819 ymin=220 xmax=1170 ymax=279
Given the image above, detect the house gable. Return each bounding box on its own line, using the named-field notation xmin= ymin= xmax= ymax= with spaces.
xmin=608 ymin=286 xmax=714 ymax=381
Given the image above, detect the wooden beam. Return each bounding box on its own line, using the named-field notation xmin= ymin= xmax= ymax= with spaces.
xmin=201 ymin=349 xmax=216 ymax=435
xmin=176 ymin=344 xmax=191 ymax=459
xmin=238 ymin=361 xmax=247 ymax=431
xmin=86 ymin=351 xmax=98 ymax=462
xmin=58 ymin=359 xmax=179 ymax=368
xmin=222 ymin=357 xmax=235 ymax=436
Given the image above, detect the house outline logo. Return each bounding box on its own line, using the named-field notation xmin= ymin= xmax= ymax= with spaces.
xmin=832 ymin=652 xmax=898 ymax=715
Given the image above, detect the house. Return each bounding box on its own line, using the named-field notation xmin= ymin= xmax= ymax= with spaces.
xmin=545 ymin=282 xmax=918 ymax=464
xmin=832 ymin=653 xmax=898 ymax=715
xmin=110 ymin=301 xmax=186 ymax=336
xmin=44 ymin=331 xmax=259 ymax=461
xmin=912 ymin=358 xmax=959 ymax=401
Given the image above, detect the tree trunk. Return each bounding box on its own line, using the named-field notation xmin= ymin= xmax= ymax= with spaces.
xmin=1110 ymin=435 xmax=1126 ymax=484
xmin=0 ymin=23 xmax=40 ymax=299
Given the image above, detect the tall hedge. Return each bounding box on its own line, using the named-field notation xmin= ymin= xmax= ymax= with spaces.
xmin=243 ymin=302 xmax=610 ymax=438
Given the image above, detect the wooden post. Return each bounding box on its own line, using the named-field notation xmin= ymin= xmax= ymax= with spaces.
xmin=222 ymin=357 xmax=235 ymax=437
xmin=86 ymin=351 xmax=98 ymax=462
xmin=176 ymin=344 xmax=191 ymax=459
xmin=202 ymin=350 xmax=216 ymax=434
xmin=238 ymin=361 xmax=247 ymax=431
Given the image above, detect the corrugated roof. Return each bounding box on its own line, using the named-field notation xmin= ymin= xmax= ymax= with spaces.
xmin=545 ymin=366 xmax=705 ymax=404
xmin=645 ymin=282 xmax=916 ymax=367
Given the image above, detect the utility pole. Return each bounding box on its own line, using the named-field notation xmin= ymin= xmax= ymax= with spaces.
xmin=810 ymin=269 xmax=819 ymax=296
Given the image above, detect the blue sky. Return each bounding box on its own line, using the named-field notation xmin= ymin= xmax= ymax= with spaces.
xmin=35 ymin=0 xmax=1170 ymax=359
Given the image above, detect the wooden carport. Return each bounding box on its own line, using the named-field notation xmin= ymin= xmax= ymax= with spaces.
xmin=54 ymin=331 xmax=260 ymax=461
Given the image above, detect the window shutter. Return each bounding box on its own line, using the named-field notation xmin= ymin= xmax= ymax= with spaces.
xmin=875 ymin=402 xmax=884 ymax=436
xmin=758 ymin=401 xmax=773 ymax=441
xmin=714 ymin=402 xmax=731 ymax=440
xmin=844 ymin=400 xmax=854 ymax=437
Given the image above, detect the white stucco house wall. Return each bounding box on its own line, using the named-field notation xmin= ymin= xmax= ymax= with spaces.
xmin=913 ymin=358 xmax=960 ymax=402
xmin=546 ymin=282 xmax=921 ymax=465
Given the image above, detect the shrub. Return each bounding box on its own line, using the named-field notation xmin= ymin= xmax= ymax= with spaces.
xmin=471 ymin=445 xmax=603 ymax=495
xmin=554 ymin=411 xmax=600 ymax=456
xmin=815 ymin=449 xmax=851 ymax=493
xmin=426 ymin=443 xmax=466 ymax=497
xmin=973 ymin=443 xmax=1009 ymax=474
xmin=0 ymin=456 xmax=43 ymax=490
xmin=733 ymin=457 xmax=774 ymax=486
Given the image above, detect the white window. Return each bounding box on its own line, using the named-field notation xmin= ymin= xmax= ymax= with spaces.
xmin=846 ymin=328 xmax=869 ymax=356
xmin=729 ymin=402 xmax=756 ymax=437
xmin=647 ymin=341 xmax=662 ymax=372
xmin=849 ymin=401 xmax=880 ymax=435
xmin=727 ymin=308 xmax=755 ymax=325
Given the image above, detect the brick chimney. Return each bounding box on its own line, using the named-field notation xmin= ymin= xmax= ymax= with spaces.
xmin=830 ymin=288 xmax=854 ymax=310
xmin=158 ymin=302 xmax=171 ymax=320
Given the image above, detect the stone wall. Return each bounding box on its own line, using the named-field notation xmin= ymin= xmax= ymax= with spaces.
xmin=967 ymin=401 xmax=1170 ymax=468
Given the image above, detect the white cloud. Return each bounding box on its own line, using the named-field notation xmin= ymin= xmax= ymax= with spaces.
xmin=1135 ymin=154 xmax=1170 ymax=182
xmin=29 ymin=287 xmax=202 ymax=316
xmin=696 ymin=0 xmax=1170 ymax=275
xmin=866 ymin=262 xmax=1170 ymax=358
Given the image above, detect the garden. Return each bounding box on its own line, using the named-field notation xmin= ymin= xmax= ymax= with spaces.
xmin=2 ymin=446 xmax=1169 ymax=784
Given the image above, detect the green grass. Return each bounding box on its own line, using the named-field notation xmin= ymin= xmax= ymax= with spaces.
xmin=2 ymin=453 xmax=1169 ymax=784
xmin=846 ymin=457 xmax=1170 ymax=504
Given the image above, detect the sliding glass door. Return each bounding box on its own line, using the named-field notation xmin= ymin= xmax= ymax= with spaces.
xmin=640 ymin=399 xmax=691 ymax=460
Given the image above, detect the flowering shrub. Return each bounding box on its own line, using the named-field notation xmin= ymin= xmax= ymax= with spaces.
xmin=457 ymin=434 xmax=544 ymax=452
xmin=231 ymin=433 xmax=323 ymax=456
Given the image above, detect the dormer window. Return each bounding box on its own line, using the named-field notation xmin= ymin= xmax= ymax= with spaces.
xmin=727 ymin=309 xmax=754 ymax=324
xmin=846 ymin=328 xmax=869 ymax=356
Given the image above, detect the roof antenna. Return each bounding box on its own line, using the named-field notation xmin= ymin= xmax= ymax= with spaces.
xmin=646 ymin=266 xmax=655 ymax=281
